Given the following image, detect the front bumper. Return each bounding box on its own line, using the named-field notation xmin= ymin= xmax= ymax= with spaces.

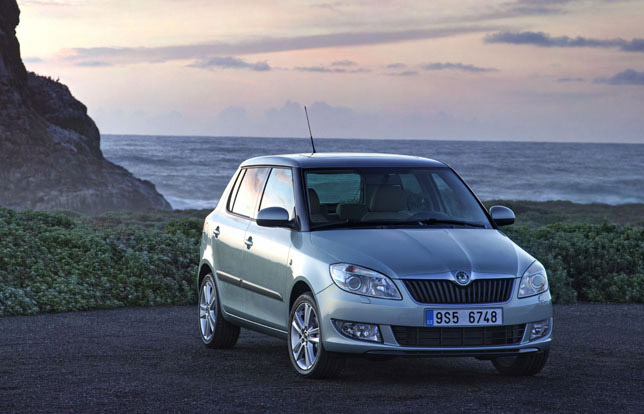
xmin=316 ymin=282 xmax=553 ymax=356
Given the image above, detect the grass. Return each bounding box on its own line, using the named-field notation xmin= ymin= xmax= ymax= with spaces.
xmin=484 ymin=200 xmax=644 ymax=227
xmin=1 ymin=201 xmax=643 ymax=316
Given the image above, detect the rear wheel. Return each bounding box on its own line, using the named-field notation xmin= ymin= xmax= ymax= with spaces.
xmin=199 ymin=274 xmax=240 ymax=348
xmin=492 ymin=351 xmax=549 ymax=376
xmin=288 ymin=293 xmax=345 ymax=379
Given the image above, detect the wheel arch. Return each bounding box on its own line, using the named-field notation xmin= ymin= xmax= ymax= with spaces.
xmin=198 ymin=262 xmax=213 ymax=290
xmin=289 ymin=278 xmax=315 ymax=311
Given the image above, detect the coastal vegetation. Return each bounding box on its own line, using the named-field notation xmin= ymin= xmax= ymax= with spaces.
xmin=1 ymin=201 xmax=643 ymax=316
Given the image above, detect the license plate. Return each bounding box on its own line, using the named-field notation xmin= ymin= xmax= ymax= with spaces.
xmin=425 ymin=309 xmax=503 ymax=326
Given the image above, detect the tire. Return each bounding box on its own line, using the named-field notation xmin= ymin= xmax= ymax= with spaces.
xmin=492 ymin=351 xmax=549 ymax=376
xmin=199 ymin=274 xmax=240 ymax=349
xmin=288 ymin=292 xmax=345 ymax=379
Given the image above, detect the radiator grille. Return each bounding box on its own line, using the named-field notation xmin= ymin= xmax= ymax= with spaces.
xmin=392 ymin=324 xmax=526 ymax=347
xmin=402 ymin=278 xmax=514 ymax=304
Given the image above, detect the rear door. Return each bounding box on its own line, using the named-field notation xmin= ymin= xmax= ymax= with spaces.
xmin=239 ymin=167 xmax=296 ymax=330
xmin=214 ymin=167 xmax=269 ymax=315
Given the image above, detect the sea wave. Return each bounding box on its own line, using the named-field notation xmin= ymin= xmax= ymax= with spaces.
xmin=103 ymin=135 xmax=644 ymax=209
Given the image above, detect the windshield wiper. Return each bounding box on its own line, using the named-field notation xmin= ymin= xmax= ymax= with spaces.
xmin=310 ymin=220 xmax=406 ymax=230
xmin=310 ymin=218 xmax=486 ymax=231
xmin=412 ymin=218 xmax=486 ymax=228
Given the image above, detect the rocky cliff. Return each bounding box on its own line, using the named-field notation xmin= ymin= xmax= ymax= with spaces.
xmin=0 ymin=0 xmax=170 ymax=213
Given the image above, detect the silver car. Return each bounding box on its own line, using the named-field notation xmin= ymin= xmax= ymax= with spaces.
xmin=198 ymin=153 xmax=552 ymax=378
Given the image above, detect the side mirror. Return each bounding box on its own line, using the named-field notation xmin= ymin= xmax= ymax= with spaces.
xmin=490 ymin=205 xmax=515 ymax=226
xmin=256 ymin=207 xmax=294 ymax=228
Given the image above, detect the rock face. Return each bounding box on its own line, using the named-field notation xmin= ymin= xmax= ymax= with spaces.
xmin=0 ymin=0 xmax=170 ymax=213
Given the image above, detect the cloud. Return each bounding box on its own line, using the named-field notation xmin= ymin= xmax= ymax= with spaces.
xmin=331 ymin=60 xmax=357 ymax=66
xmin=621 ymin=39 xmax=644 ymax=52
xmin=295 ymin=65 xmax=335 ymax=73
xmin=557 ymin=77 xmax=585 ymax=82
xmin=460 ymin=0 xmax=633 ymax=23
xmin=19 ymin=0 xmax=86 ymax=5
xmin=294 ymin=65 xmax=369 ymax=73
xmin=95 ymin=98 xmax=644 ymax=144
xmin=485 ymin=31 xmax=644 ymax=52
xmin=453 ymin=0 xmax=572 ymax=23
xmin=386 ymin=63 xmax=407 ymax=69
xmin=73 ymin=60 xmax=111 ymax=67
xmin=422 ymin=62 xmax=498 ymax=73
xmin=312 ymin=2 xmax=343 ymax=10
xmin=61 ymin=26 xmax=496 ymax=65
xmin=501 ymin=0 xmax=574 ymax=15
xmin=387 ymin=70 xmax=419 ymax=77
xmin=594 ymin=69 xmax=644 ymax=85
xmin=189 ymin=56 xmax=270 ymax=71
xmin=23 ymin=57 xmax=44 ymax=63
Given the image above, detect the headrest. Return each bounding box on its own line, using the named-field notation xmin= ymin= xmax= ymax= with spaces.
xmin=308 ymin=188 xmax=321 ymax=213
xmin=369 ymin=185 xmax=407 ymax=212
xmin=336 ymin=204 xmax=368 ymax=221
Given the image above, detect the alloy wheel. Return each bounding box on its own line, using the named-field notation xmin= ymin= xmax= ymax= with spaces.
xmin=290 ymin=302 xmax=320 ymax=371
xmin=199 ymin=280 xmax=217 ymax=341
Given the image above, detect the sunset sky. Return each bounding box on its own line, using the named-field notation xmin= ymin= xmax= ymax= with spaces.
xmin=16 ymin=0 xmax=644 ymax=142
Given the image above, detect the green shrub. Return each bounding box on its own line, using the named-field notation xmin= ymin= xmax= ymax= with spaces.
xmin=1 ymin=205 xmax=643 ymax=317
xmin=583 ymin=273 xmax=644 ymax=303
xmin=0 ymin=206 xmax=199 ymax=317
xmin=165 ymin=218 xmax=203 ymax=239
xmin=505 ymin=222 xmax=644 ymax=304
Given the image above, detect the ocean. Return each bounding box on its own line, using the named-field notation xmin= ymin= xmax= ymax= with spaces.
xmin=101 ymin=135 xmax=644 ymax=210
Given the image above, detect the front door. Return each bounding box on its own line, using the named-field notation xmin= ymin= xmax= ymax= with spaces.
xmin=214 ymin=167 xmax=269 ymax=315
xmin=239 ymin=167 xmax=295 ymax=330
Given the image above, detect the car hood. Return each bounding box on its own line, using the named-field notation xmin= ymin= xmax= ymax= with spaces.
xmin=309 ymin=228 xmax=534 ymax=278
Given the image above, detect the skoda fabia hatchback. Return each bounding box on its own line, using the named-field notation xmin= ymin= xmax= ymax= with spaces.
xmin=198 ymin=153 xmax=552 ymax=378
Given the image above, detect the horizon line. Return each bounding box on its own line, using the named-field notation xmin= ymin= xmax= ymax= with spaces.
xmin=100 ymin=133 xmax=644 ymax=146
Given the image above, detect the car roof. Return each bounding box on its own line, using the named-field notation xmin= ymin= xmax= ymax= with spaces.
xmin=240 ymin=152 xmax=447 ymax=168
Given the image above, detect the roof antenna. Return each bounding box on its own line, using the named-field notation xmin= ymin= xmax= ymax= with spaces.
xmin=304 ymin=106 xmax=317 ymax=154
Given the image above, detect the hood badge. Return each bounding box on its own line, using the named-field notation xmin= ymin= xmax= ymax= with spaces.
xmin=455 ymin=271 xmax=471 ymax=286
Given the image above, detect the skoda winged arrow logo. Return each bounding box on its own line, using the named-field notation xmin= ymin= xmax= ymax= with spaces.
xmin=455 ymin=271 xmax=471 ymax=286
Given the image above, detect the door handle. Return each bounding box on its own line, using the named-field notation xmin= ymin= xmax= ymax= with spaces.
xmin=213 ymin=226 xmax=220 ymax=238
xmin=244 ymin=236 xmax=253 ymax=249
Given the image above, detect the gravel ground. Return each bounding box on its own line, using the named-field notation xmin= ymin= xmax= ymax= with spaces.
xmin=1 ymin=304 xmax=643 ymax=413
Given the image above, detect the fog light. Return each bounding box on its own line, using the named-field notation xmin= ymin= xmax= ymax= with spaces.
xmin=333 ymin=320 xmax=382 ymax=342
xmin=529 ymin=318 xmax=552 ymax=341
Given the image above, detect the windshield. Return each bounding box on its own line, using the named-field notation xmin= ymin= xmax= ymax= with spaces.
xmin=304 ymin=167 xmax=491 ymax=230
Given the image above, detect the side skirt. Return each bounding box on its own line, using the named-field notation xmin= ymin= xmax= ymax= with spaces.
xmin=221 ymin=308 xmax=288 ymax=340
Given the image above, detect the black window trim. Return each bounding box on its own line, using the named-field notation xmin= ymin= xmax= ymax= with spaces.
xmin=227 ymin=168 xmax=246 ymax=213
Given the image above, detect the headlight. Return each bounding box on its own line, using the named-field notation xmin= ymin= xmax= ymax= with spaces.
xmin=330 ymin=263 xmax=402 ymax=300
xmin=518 ymin=261 xmax=549 ymax=298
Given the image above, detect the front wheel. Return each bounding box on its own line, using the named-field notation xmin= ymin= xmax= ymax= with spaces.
xmin=288 ymin=293 xmax=345 ymax=379
xmin=492 ymin=351 xmax=549 ymax=376
xmin=199 ymin=274 xmax=240 ymax=349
